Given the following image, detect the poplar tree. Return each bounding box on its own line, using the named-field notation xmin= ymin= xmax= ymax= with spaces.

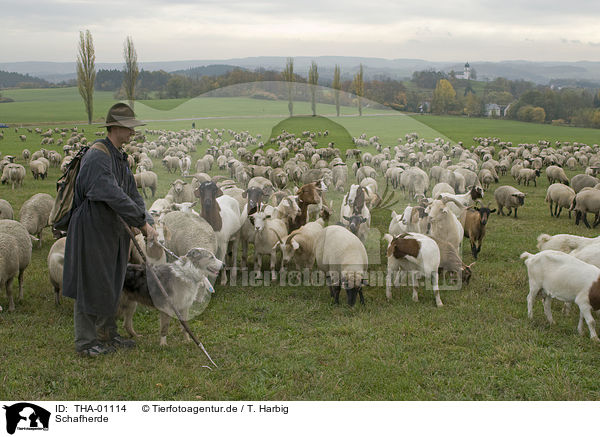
xmin=332 ymin=65 xmax=341 ymax=117
xmin=308 ymin=61 xmax=319 ymax=117
xmin=353 ymin=64 xmax=364 ymax=116
xmin=282 ymin=57 xmax=295 ymax=117
xmin=123 ymin=36 xmax=139 ymax=109
xmin=76 ymin=30 xmax=96 ymax=124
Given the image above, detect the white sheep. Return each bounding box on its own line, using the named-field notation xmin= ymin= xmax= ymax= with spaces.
xmin=0 ymin=219 xmax=32 ymax=309
xmin=384 ymin=232 xmax=442 ymax=307
xmin=545 ymin=183 xmax=575 ymax=218
xmin=134 ymin=170 xmax=157 ymax=199
xmin=494 ymin=185 xmax=526 ymax=218
xmin=19 ymin=193 xmax=54 ymax=247
xmin=314 ymin=225 xmax=368 ymax=306
xmin=167 ymin=179 xmax=195 ymax=203
xmin=0 ymin=199 xmax=14 ymax=220
xmin=521 ymin=250 xmax=600 ymax=342
xmin=1 ymin=164 xmax=26 ymax=189
xmin=156 ymin=211 xmax=217 ymax=256
xmin=47 ymin=237 xmax=66 ymax=305
xmin=0 ymin=232 xmax=20 ymax=311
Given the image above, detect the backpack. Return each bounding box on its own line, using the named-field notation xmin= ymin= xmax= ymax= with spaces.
xmin=49 ymin=140 xmax=110 ymax=233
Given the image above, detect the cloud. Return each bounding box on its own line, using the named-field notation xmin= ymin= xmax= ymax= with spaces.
xmin=2 ymin=0 xmax=600 ymax=62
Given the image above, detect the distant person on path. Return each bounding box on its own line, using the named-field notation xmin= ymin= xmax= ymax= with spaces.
xmin=63 ymin=103 xmax=157 ymax=357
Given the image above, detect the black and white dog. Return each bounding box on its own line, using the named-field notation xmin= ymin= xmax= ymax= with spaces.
xmin=119 ymin=247 xmax=222 ymax=346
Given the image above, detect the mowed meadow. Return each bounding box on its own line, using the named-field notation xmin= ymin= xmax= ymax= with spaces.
xmin=1 ymin=87 xmax=600 ymax=400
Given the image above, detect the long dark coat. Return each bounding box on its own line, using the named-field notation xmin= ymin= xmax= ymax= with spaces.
xmin=63 ymin=138 xmax=150 ymax=316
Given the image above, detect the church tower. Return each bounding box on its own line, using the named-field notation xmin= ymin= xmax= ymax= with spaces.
xmin=464 ymin=62 xmax=471 ymax=80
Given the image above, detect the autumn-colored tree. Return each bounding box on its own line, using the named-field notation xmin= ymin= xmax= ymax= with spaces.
xmin=282 ymin=57 xmax=295 ymax=117
xmin=308 ymin=61 xmax=319 ymax=117
xmin=465 ymin=92 xmax=483 ymax=117
xmin=353 ymin=64 xmax=364 ymax=116
xmin=123 ymin=36 xmax=139 ymax=109
xmin=332 ymin=65 xmax=341 ymax=117
xmin=432 ymin=79 xmax=456 ymax=114
xmin=76 ymin=30 xmax=96 ymax=124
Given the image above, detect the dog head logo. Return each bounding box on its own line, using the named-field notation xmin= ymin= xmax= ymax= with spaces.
xmin=3 ymin=403 xmax=50 ymax=435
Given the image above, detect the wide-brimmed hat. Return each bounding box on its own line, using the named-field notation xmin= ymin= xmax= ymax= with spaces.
xmin=102 ymin=103 xmax=145 ymax=128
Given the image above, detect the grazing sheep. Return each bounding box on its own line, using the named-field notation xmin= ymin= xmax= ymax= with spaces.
xmin=536 ymin=233 xmax=600 ymax=253
xmin=571 ymin=174 xmax=599 ymax=193
xmin=314 ymin=225 xmax=368 ymax=306
xmin=19 ymin=193 xmax=54 ymax=247
xmin=546 ymin=165 xmax=569 ymax=185
xmin=0 ymin=233 xmax=20 ymax=311
xmin=162 ymin=156 xmax=180 ymax=173
xmin=356 ymin=165 xmax=377 ymax=184
xmin=494 ymin=185 xmax=526 ymax=218
xmin=517 ymin=168 xmax=540 ymax=187
xmin=0 ymin=219 xmax=33 ymax=307
xmin=521 ymin=250 xmax=600 ymax=342
xmin=29 ymin=160 xmax=48 ymax=180
xmin=571 ymin=188 xmax=600 ymax=228
xmin=47 ymin=237 xmax=66 ymax=305
xmin=134 ymin=170 xmax=158 ymax=199
xmin=545 ymin=183 xmax=575 ymax=218
xmin=384 ymin=232 xmax=442 ymax=307
xmin=0 ymin=199 xmax=14 ymax=220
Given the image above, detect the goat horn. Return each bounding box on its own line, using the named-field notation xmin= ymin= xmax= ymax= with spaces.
xmin=272 ymin=228 xmax=285 ymax=245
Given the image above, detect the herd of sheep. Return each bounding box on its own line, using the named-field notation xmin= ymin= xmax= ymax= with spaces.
xmin=2 ymin=126 xmax=600 ymax=344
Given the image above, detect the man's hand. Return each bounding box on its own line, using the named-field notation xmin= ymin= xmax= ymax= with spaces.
xmin=140 ymin=222 xmax=157 ymax=242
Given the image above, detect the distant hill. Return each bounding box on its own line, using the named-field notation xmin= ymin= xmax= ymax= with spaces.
xmin=173 ymin=64 xmax=242 ymax=78
xmin=2 ymin=57 xmax=600 ymax=85
xmin=0 ymin=70 xmax=50 ymax=88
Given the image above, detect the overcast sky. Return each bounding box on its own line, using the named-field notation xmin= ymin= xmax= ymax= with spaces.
xmin=2 ymin=0 xmax=600 ymax=63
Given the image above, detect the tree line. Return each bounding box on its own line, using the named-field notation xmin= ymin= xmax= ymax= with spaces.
xmin=74 ymin=29 xmax=600 ymax=127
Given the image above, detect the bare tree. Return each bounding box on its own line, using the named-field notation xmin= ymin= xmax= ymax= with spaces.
xmin=308 ymin=61 xmax=319 ymax=117
xmin=76 ymin=30 xmax=96 ymax=124
xmin=332 ymin=64 xmax=341 ymax=117
xmin=282 ymin=57 xmax=295 ymax=117
xmin=353 ymin=64 xmax=364 ymax=116
xmin=123 ymin=36 xmax=139 ymax=109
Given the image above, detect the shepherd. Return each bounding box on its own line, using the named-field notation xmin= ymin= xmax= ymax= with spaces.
xmin=63 ymin=103 xmax=157 ymax=357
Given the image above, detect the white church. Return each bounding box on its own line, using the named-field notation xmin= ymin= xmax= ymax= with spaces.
xmin=455 ymin=62 xmax=471 ymax=80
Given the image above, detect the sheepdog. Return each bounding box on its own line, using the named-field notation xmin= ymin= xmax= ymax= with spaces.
xmin=119 ymin=247 xmax=222 ymax=346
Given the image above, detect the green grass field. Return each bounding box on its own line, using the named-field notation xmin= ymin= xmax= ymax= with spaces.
xmin=1 ymin=90 xmax=600 ymax=400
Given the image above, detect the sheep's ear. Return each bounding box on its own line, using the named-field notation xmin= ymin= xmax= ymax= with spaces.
xmin=291 ymin=239 xmax=300 ymax=251
xmin=216 ymin=187 xmax=223 ymax=197
xmin=360 ymin=217 xmax=367 ymax=224
xmin=343 ymin=216 xmax=351 ymax=222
